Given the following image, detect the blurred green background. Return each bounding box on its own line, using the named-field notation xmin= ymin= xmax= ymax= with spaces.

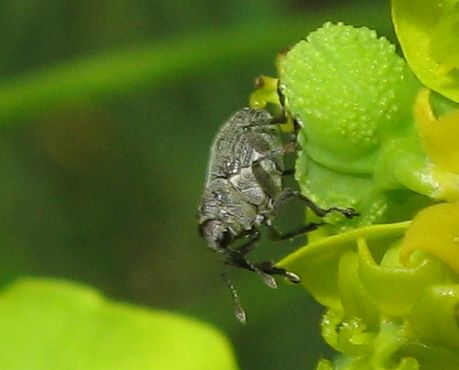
xmin=0 ymin=1 xmax=393 ymax=369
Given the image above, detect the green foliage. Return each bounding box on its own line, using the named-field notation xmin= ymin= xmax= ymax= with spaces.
xmin=0 ymin=278 xmax=239 ymax=370
xmin=0 ymin=19 xmax=308 ymax=125
xmin=278 ymin=220 xmax=459 ymax=370
xmin=278 ymin=23 xmax=437 ymax=229
xmin=0 ymin=3 xmax=391 ymax=126
xmin=272 ymin=18 xmax=459 ymax=370
xmin=0 ymin=3 xmax=396 ymax=370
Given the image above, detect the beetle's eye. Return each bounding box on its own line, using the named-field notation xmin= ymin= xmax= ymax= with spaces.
xmin=198 ymin=220 xmax=214 ymax=238
xmin=218 ymin=230 xmax=232 ymax=247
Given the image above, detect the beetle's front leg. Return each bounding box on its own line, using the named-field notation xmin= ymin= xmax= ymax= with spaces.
xmin=254 ymin=261 xmax=300 ymax=283
xmin=223 ymin=230 xmax=278 ymax=289
xmin=234 ymin=229 xmax=260 ymax=256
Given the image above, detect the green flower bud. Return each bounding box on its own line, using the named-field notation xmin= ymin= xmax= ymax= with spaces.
xmin=280 ymin=22 xmax=420 ymax=174
xmin=277 ymin=23 xmax=439 ymax=227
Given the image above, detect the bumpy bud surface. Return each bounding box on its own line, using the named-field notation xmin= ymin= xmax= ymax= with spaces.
xmin=280 ymin=22 xmax=419 ymax=174
xmin=275 ymin=22 xmax=459 ymax=370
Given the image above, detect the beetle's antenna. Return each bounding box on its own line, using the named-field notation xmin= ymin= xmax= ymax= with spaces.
xmin=222 ymin=271 xmax=247 ymax=324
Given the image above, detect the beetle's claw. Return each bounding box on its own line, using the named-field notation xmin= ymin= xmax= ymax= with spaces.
xmin=342 ymin=207 xmax=360 ymax=219
xmin=284 ymin=271 xmax=300 ymax=283
xmin=261 ymin=274 xmax=278 ymax=289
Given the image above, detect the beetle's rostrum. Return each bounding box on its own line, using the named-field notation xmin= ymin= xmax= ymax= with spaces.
xmin=198 ymin=107 xmax=358 ymax=322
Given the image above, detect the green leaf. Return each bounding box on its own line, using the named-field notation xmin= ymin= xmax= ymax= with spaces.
xmin=0 ymin=278 xmax=239 ymax=370
xmin=392 ymin=0 xmax=459 ymax=102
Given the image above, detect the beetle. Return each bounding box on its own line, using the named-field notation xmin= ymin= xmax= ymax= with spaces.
xmin=198 ymin=107 xmax=357 ymax=322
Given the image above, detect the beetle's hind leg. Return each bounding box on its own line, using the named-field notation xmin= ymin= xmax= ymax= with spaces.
xmin=282 ymin=168 xmax=295 ymax=177
xmin=234 ymin=229 xmax=260 ymax=256
xmin=272 ymin=188 xmax=359 ymax=219
xmin=267 ymin=222 xmax=323 ymax=241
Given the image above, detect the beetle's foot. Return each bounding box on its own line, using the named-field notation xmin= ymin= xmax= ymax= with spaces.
xmin=284 ymin=271 xmax=300 ymax=283
xmin=331 ymin=207 xmax=360 ymax=219
xmin=255 ymin=261 xmax=300 ymax=284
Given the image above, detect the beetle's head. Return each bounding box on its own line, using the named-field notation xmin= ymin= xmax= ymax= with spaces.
xmin=199 ymin=219 xmax=233 ymax=252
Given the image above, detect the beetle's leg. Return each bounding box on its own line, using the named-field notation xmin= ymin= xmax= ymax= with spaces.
xmin=235 ymin=229 xmax=260 ymax=256
xmin=281 ymin=141 xmax=298 ymax=155
xmin=244 ymin=135 xmax=295 ymax=198
xmin=272 ymin=188 xmax=359 ymax=219
xmin=270 ymin=110 xmax=289 ymax=125
xmin=228 ymin=252 xmax=298 ymax=287
xmin=224 ymin=232 xmax=278 ymax=289
xmin=282 ymin=168 xmax=295 ymax=176
xmin=254 ymin=261 xmax=300 ymax=283
xmin=245 ymin=105 xmax=293 ymax=131
xmin=223 ymin=231 xmax=299 ymax=285
xmin=267 ymin=222 xmax=323 ymax=241
xmin=229 ymin=253 xmax=278 ymax=289
xmin=280 ymin=143 xmax=297 ymax=176
xmin=245 ymin=131 xmax=297 ymax=158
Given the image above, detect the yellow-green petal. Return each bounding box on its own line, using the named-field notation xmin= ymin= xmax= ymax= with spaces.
xmin=392 ymin=0 xmax=459 ymax=102
xmin=409 ymin=285 xmax=459 ymax=348
xmin=400 ymin=202 xmax=459 ymax=274
xmin=414 ymin=88 xmax=459 ymax=173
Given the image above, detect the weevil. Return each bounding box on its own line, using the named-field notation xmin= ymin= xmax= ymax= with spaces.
xmin=198 ymin=107 xmax=357 ymax=322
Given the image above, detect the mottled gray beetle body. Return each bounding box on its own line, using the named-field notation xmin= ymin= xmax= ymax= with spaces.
xmin=199 ymin=108 xmax=284 ymax=252
xmin=198 ymin=107 xmax=357 ymax=322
